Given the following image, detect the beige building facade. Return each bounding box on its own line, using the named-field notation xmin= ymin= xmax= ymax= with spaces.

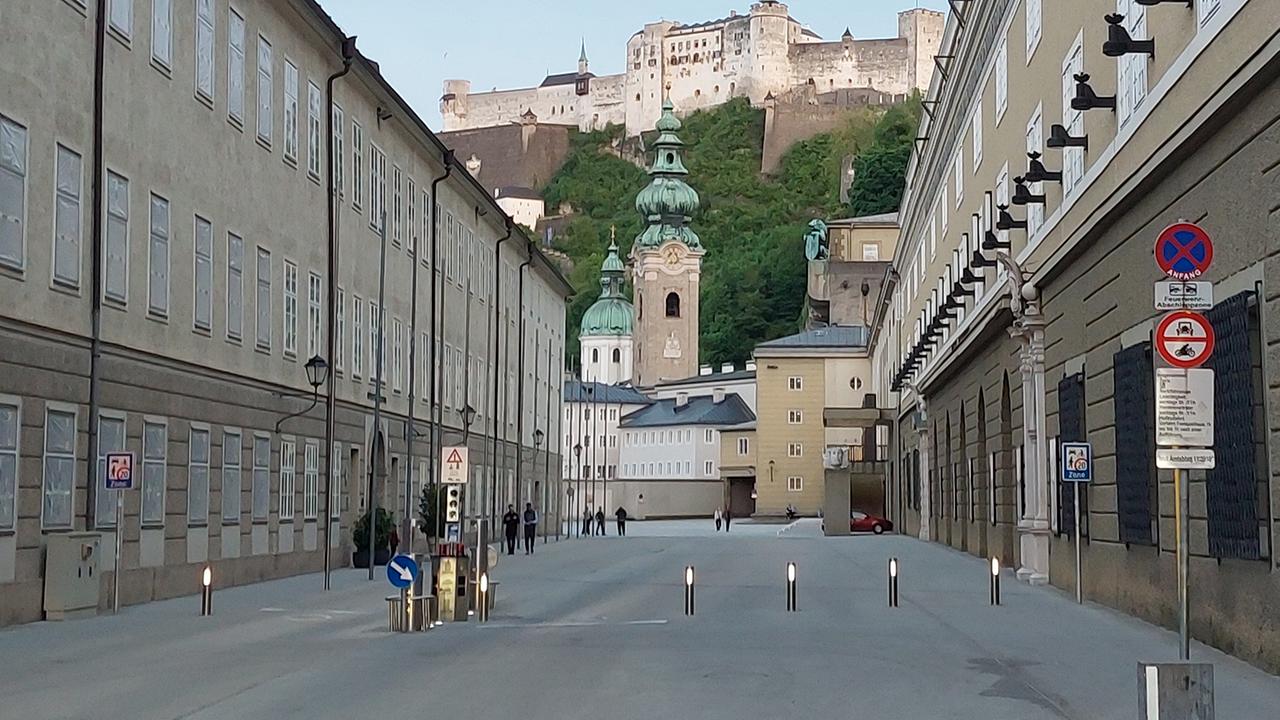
xmin=875 ymin=0 xmax=1280 ymax=673
xmin=0 ymin=0 xmax=570 ymax=625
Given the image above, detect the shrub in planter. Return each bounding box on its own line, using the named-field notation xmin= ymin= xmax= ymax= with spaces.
xmin=352 ymin=508 xmax=395 ymax=568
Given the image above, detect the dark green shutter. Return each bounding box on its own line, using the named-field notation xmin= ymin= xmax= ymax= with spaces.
xmin=1113 ymin=342 xmax=1156 ymax=546
xmin=1204 ymin=292 xmax=1260 ymax=560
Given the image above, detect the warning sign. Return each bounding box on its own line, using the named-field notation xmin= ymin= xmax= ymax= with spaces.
xmin=441 ymin=446 xmax=468 ymax=485
xmin=1155 ymin=368 xmax=1214 ymax=447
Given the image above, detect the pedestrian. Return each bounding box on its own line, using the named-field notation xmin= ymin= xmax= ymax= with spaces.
xmin=724 ymin=507 xmax=732 ymax=532
xmin=389 ymin=526 xmax=400 ymax=555
xmin=595 ymin=508 xmax=606 ymax=536
xmin=615 ymin=506 xmax=628 ymax=536
xmin=583 ymin=508 xmax=594 ymax=537
xmin=502 ymin=504 xmax=520 ymax=555
xmin=714 ymin=507 xmax=723 ymax=532
xmin=523 ymin=502 xmax=538 ymax=554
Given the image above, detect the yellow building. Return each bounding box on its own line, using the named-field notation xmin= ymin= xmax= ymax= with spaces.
xmin=753 ymin=327 xmax=873 ymax=516
xmin=718 ymin=423 xmax=756 ymax=516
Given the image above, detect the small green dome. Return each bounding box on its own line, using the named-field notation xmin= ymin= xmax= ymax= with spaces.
xmin=631 ymin=99 xmax=703 ymax=252
xmin=655 ymin=100 xmax=681 ymax=132
xmin=580 ymin=240 xmax=634 ymax=337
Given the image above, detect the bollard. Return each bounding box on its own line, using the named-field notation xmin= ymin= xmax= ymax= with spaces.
xmin=684 ymin=566 xmax=695 ymax=616
xmin=200 ymin=566 xmax=213 ymax=616
xmin=888 ymin=558 xmax=899 ymax=608
xmin=478 ymin=572 xmax=490 ymax=623
xmin=990 ymin=557 xmax=1001 ymax=606
xmin=786 ymin=562 xmax=797 ymax=612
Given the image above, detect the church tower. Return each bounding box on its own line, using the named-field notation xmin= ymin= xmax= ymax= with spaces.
xmin=631 ymin=101 xmax=704 ymax=387
xmin=578 ymin=237 xmax=634 ymax=385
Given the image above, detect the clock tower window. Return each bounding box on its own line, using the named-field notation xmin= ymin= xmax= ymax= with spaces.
xmin=665 ymin=292 xmax=681 ymax=318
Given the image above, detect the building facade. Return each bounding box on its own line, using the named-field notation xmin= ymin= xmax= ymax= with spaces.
xmin=651 ymin=362 xmax=758 ymax=413
xmin=0 ymin=0 xmax=570 ymax=625
xmin=805 ymin=212 xmax=899 ymax=330
xmin=560 ymin=381 xmax=651 ymax=525
xmin=875 ymin=0 xmax=1280 ymax=673
xmin=440 ymin=3 xmax=944 ymax=137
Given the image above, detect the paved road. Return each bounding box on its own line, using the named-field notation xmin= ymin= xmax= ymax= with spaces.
xmin=3 ymin=521 xmax=1278 ymax=719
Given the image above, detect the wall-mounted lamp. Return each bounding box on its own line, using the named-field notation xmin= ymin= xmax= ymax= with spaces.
xmin=1012 ymin=177 xmax=1046 ymax=206
xmin=1135 ymin=0 xmax=1191 ymax=6
xmin=1047 ymin=124 xmax=1089 ymax=151
xmin=1070 ymin=73 xmax=1116 ymax=112
xmin=1103 ymin=14 xmax=1154 ymax=58
xmin=996 ymin=204 xmax=1028 ymax=231
xmin=1024 ymin=151 xmax=1063 ymax=184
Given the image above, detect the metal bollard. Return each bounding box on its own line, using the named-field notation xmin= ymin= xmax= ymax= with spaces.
xmin=786 ymin=562 xmax=797 ymax=612
xmin=684 ymin=566 xmax=695 ymax=616
xmin=990 ymin=558 xmax=1001 ymax=606
xmin=478 ymin=572 xmax=490 ymax=622
xmin=200 ymin=566 xmax=213 ymax=616
xmin=888 ymin=558 xmax=899 ymax=608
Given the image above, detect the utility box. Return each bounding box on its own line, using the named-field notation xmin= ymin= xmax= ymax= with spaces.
xmin=44 ymin=532 xmax=103 ymax=620
xmin=1138 ymin=662 xmax=1214 ymax=719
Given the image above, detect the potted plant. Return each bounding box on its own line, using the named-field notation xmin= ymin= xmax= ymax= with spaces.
xmin=418 ymin=482 xmax=445 ymax=552
xmin=352 ymin=508 xmax=395 ymax=568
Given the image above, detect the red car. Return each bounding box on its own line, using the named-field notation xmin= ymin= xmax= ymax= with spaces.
xmin=850 ymin=511 xmax=892 ymax=534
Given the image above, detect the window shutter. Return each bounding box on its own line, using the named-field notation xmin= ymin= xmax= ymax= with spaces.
xmin=1114 ymin=342 xmax=1156 ymax=545
xmin=1205 ymin=291 xmax=1261 ymax=560
xmin=1057 ymin=372 xmax=1087 ymax=535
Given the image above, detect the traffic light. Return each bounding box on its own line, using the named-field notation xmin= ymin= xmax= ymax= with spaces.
xmin=445 ymin=486 xmax=462 ymax=523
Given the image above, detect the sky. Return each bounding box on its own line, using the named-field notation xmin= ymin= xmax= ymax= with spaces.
xmin=316 ymin=0 xmax=948 ymax=128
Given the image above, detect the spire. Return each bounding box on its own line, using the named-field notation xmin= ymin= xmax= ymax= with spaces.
xmin=632 ymin=101 xmax=702 ymax=251
xmin=578 ymin=39 xmax=589 ymax=75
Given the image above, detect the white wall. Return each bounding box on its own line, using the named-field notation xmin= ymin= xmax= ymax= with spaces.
xmin=580 ymin=335 xmax=634 ymax=385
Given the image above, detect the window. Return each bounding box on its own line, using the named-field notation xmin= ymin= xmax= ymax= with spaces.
xmin=609 ymin=435 xmax=617 ymax=448
xmin=151 ymin=0 xmax=172 ymax=68
xmin=788 ymin=376 xmax=803 ymax=391
xmin=421 ymin=190 xmax=432 ymax=267
xmin=940 ymin=188 xmax=949 ymax=235
xmin=143 ymin=194 xmax=170 ymax=317
xmin=41 ymin=408 xmax=76 ymax=528
xmin=336 ymin=288 xmax=346 ymax=373
xmin=704 ymin=428 xmax=714 ymax=443
xmin=140 ymin=420 xmax=166 ymax=526
xmin=1025 ymin=107 xmax=1044 ymax=234
xmin=787 ymin=476 xmax=803 ymax=492
xmin=283 ymin=61 xmax=298 ymax=163
xmin=1026 ymin=0 xmax=1042 ymax=59
xmin=994 ymin=36 xmax=1009 ymax=124
xmin=330 ymin=443 xmax=343 ymax=520
xmin=256 ymin=36 xmax=273 ymax=145
xmin=734 ymin=436 xmax=747 ymax=455
xmin=1061 ymin=34 xmax=1086 ymax=195
xmin=227 ymin=233 xmax=243 ymax=340
xmin=665 ymin=292 xmax=681 ymax=317
xmin=370 ymin=146 xmax=386 ymax=231
xmin=862 ymin=242 xmax=879 ymax=262
xmin=98 ymin=171 xmax=132 ymax=302
xmin=352 ymin=294 xmax=364 ymax=377
xmin=368 ymin=300 xmax=383 ymax=381
xmin=221 ymin=430 xmax=241 ymax=523
xmin=252 ymin=435 xmax=269 ymax=521
xmin=0 ymin=401 xmax=17 ymax=530
xmin=392 ymin=166 xmax=402 ymax=247
xmin=283 ymin=261 xmax=298 ymax=356
xmin=1198 ymin=0 xmax=1220 ymax=25
xmin=333 ymin=106 xmax=345 ymax=197
xmin=788 ymin=409 xmax=803 ymax=424
xmin=95 ymin=413 xmax=126 ymax=526
xmin=392 ymin=318 xmax=403 ymax=393
xmin=953 ymin=153 xmax=963 ymax=206
xmin=53 ymin=145 xmax=83 ymax=287
xmin=194 ymin=215 xmax=213 ymax=329
xmin=443 ymin=344 xmax=452 ymax=407
xmin=704 ymin=460 xmax=714 ymax=476
xmin=279 ymin=439 xmax=295 ymax=521
xmin=788 ymin=442 xmax=803 ymax=458
xmin=108 ymin=0 xmax=132 ymax=38
xmin=1116 ymin=0 xmax=1148 ymax=126
xmin=255 ymin=247 xmax=271 ymax=349
xmin=407 ymin=178 xmax=416 ymax=254
xmin=307 ymin=82 xmax=322 ymax=179
xmin=971 ymin=107 xmax=983 ymax=170
xmin=307 ymin=272 xmax=322 ymax=359
xmin=352 ymin=122 xmax=363 ymax=210
xmin=304 ymin=441 xmax=319 ymax=520
xmin=188 ymin=427 xmax=210 ymax=525
xmin=226 ymin=7 xmax=244 ymax=121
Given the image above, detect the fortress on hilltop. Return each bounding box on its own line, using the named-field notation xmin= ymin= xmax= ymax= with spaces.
xmin=441 ymin=2 xmax=943 ymax=136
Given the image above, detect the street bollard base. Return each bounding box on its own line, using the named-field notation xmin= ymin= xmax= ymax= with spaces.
xmin=1137 ymin=662 xmax=1214 ymax=720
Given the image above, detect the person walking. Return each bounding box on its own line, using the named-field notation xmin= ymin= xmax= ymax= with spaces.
xmin=595 ymin=508 xmax=606 ymax=536
xmin=714 ymin=508 xmax=723 ymax=532
xmin=583 ymin=508 xmax=594 ymax=537
xmin=724 ymin=507 xmax=733 ymax=532
xmin=502 ymin=504 xmax=520 ymax=556
xmin=615 ymin=506 xmax=628 ymax=536
xmin=389 ymin=526 xmax=400 ymax=556
xmin=522 ymin=502 xmax=538 ymax=554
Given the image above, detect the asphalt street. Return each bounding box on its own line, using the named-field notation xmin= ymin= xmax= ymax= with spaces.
xmin=2 ymin=520 xmax=1278 ymax=719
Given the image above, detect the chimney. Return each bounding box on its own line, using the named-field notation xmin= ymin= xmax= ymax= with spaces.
xmin=720 ymin=362 xmax=734 ymax=373
xmin=699 ymin=364 xmax=713 ymax=376
xmin=713 ymin=388 xmax=725 ymax=404
xmin=745 ymin=360 xmax=757 ymax=371
xmin=676 ymin=392 xmax=689 ymax=408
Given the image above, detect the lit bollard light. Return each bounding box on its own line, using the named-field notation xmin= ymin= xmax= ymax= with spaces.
xmin=888 ymin=558 xmax=899 ymax=608
xmin=200 ymin=565 xmax=213 ymax=616
xmin=478 ymin=572 xmax=490 ymax=623
xmin=786 ymin=562 xmax=797 ymax=612
xmin=990 ymin=557 xmax=1001 ymax=606
xmin=684 ymin=566 xmax=695 ymax=616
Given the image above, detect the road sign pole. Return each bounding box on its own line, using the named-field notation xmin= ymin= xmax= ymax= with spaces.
xmin=113 ymin=489 xmax=123 ymax=613
xmin=1176 ymin=465 xmax=1190 ymax=660
xmin=1074 ymin=483 xmax=1082 ymax=605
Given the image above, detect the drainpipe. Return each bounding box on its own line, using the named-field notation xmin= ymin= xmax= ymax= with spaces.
xmin=84 ymin=0 xmax=108 ymax=529
xmin=489 ymin=218 xmax=513 ymax=532
xmin=428 ymin=152 xmax=454 ymax=545
xmin=515 ymin=243 xmax=532 ymax=507
xmin=321 ymin=36 xmax=356 ymax=592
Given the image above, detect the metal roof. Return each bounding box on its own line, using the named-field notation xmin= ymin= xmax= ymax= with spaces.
xmin=563 ymin=380 xmax=653 ymax=405
xmin=541 ymin=71 xmax=594 ymax=87
xmin=619 ymin=393 xmax=755 ymax=428
xmin=656 ymin=369 xmax=756 ymax=387
xmin=755 ymin=326 xmax=869 ymax=349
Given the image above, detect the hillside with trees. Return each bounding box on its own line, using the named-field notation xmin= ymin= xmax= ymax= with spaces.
xmin=543 ymin=96 xmax=920 ymax=366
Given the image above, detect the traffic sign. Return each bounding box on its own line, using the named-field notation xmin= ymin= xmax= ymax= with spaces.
xmin=1154 ymin=222 xmax=1213 ymax=280
xmin=1157 ymin=448 xmax=1216 ymax=470
xmin=1154 ymin=281 xmax=1213 ymax=311
xmin=387 ymin=554 xmax=418 ymax=589
xmin=1155 ymin=310 xmax=1215 ymax=369
xmin=105 ymin=452 xmax=134 ymax=490
xmin=1155 ymin=368 xmax=1214 ymax=447
xmin=441 ymin=446 xmax=468 ymax=485
xmin=1061 ymin=442 xmax=1092 ymax=483
xmin=444 ymin=485 xmax=462 ymax=523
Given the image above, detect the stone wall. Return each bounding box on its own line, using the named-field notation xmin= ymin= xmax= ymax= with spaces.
xmin=761 ymin=87 xmax=901 ymax=174
xmin=436 ymin=123 xmax=572 ymax=195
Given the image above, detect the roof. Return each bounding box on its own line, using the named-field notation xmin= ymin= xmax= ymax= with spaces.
xmin=541 ymin=71 xmax=594 ymax=87
xmin=829 ymin=212 xmax=900 ymax=227
xmin=563 ymin=381 xmax=652 ymax=405
xmin=756 ymin=326 xmax=869 ymax=349
xmin=656 ymin=369 xmax=756 ymax=388
xmin=619 ymin=393 xmax=755 ymax=428
xmin=496 ymin=186 xmax=544 ymax=201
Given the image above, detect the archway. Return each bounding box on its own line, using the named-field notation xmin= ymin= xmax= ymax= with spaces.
xmin=977 ymin=387 xmax=989 ymax=558
xmin=944 ymin=411 xmax=952 ymax=546
xmin=665 ymin=292 xmax=681 ymax=318
xmin=958 ymin=401 xmax=968 ymax=553
xmin=1000 ymin=372 xmax=1016 ymax=568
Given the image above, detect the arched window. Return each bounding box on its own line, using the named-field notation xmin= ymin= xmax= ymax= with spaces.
xmin=612 ymin=348 xmax=621 ymax=363
xmin=592 ymin=348 xmax=599 ymax=363
xmin=665 ymin=292 xmax=681 ymax=318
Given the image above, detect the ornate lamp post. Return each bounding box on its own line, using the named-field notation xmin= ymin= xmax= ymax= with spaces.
xmin=573 ymin=442 xmax=584 ymax=537
xmin=533 ymin=428 xmax=544 ymax=542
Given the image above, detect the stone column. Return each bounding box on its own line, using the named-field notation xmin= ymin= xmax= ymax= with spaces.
xmin=1011 ymin=300 xmax=1050 ymax=585
xmin=916 ymin=398 xmax=932 ymax=541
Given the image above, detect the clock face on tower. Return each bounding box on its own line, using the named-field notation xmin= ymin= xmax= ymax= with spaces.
xmin=664 ymin=245 xmax=682 ymax=267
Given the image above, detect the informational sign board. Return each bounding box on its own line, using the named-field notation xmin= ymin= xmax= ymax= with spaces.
xmin=1154 ymin=222 xmax=1213 ymax=280
xmin=441 ymin=446 xmax=468 ymax=485
xmin=105 ymin=452 xmax=135 ymax=490
xmin=1061 ymin=442 xmax=1092 ymax=482
xmin=1156 ymin=448 xmax=1216 ymax=470
xmin=386 ymin=554 xmax=418 ymax=589
xmin=1154 ymin=281 xmax=1213 ymax=311
xmin=1156 ymin=310 xmax=1215 ymax=369
xmin=1155 ymin=368 xmax=1215 ymax=447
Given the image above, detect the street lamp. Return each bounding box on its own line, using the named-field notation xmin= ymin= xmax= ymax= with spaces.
xmin=533 ymin=428 xmax=545 ymax=543
xmin=573 ymin=442 xmax=583 ymax=537
xmin=275 ymin=355 xmax=329 ymax=433
xmin=459 ymin=403 xmax=477 ymax=441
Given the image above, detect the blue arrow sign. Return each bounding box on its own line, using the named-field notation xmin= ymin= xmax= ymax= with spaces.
xmin=386 ymin=554 xmax=418 ymax=589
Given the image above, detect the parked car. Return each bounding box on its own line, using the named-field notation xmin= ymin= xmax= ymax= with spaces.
xmin=851 ymin=511 xmax=891 ymax=534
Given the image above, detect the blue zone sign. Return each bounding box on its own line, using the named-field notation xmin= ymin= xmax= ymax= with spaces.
xmin=1061 ymin=442 xmax=1092 ymax=483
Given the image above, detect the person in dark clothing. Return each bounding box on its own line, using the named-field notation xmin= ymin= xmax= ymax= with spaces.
xmin=502 ymin=505 xmax=520 ymax=555
xmin=615 ymin=507 xmax=628 ymax=536
xmin=583 ymin=508 xmax=593 ymax=537
xmin=389 ymin=528 xmax=400 ymax=555
xmin=724 ymin=508 xmax=733 ymax=532
xmin=522 ymin=503 xmax=538 ymax=554
xmin=595 ymin=508 xmax=606 ymax=536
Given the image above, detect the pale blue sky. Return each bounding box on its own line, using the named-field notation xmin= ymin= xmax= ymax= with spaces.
xmin=316 ymin=0 xmax=947 ymax=128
